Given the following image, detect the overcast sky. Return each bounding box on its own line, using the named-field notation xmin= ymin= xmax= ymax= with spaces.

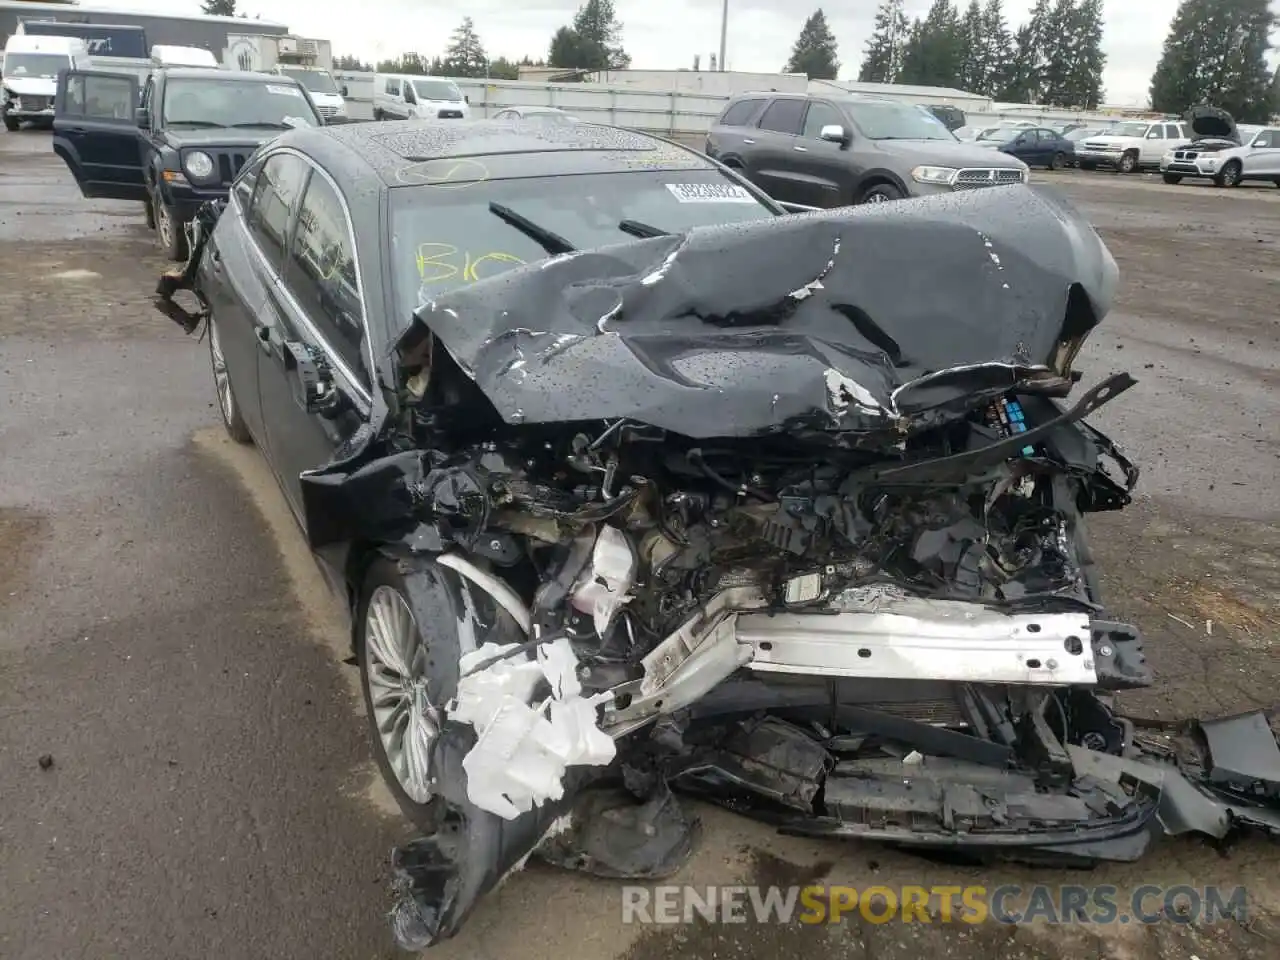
xmin=110 ymin=0 xmax=1278 ymax=106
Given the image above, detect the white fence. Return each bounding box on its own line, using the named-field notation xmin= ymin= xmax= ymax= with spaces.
xmin=332 ymin=72 xmax=1135 ymax=138
xmin=335 ymin=73 xmax=728 ymax=136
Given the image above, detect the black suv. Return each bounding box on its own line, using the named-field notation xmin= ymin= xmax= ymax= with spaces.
xmin=705 ymin=93 xmax=1027 ymax=208
xmin=53 ymin=67 xmax=322 ymax=259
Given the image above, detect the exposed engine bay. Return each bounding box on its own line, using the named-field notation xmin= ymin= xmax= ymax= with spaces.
xmin=156 ymin=185 xmax=1280 ymax=952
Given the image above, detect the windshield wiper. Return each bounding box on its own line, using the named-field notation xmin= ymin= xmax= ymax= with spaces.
xmin=618 ymin=219 xmax=669 ymax=239
xmin=229 ymin=121 xmax=294 ymax=129
xmin=168 ymin=120 xmax=226 ymax=128
xmin=488 ymin=202 xmax=575 ymax=255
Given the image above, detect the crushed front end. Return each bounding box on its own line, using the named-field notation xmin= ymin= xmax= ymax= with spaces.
xmin=155 ymin=184 xmax=1280 ymax=949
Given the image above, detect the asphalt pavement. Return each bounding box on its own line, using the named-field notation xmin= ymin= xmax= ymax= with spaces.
xmin=1 ymin=128 xmax=1278 ymax=960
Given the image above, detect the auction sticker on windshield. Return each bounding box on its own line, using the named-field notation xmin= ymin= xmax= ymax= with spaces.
xmin=665 ymin=183 xmax=756 ymax=203
xmin=266 ymin=84 xmax=303 ymax=97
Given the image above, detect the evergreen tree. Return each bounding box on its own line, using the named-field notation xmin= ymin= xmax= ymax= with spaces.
xmin=1002 ymin=0 xmax=1051 ymax=102
xmin=334 ymin=54 xmax=373 ymax=71
xmin=1064 ymin=0 xmax=1105 ymax=108
xmin=785 ymin=9 xmax=840 ymax=80
xmin=858 ymin=0 xmax=910 ymax=83
xmin=201 ymin=0 xmax=236 ymax=14
xmin=487 ymin=57 xmax=522 ymax=80
xmin=957 ymin=0 xmax=986 ymax=93
xmin=441 ymin=17 xmax=489 ymax=78
xmin=981 ymin=0 xmax=1014 ymax=97
xmin=899 ymin=0 xmax=963 ymax=88
xmin=546 ymin=0 xmax=630 ymax=71
xmin=1149 ymin=0 xmax=1276 ymax=122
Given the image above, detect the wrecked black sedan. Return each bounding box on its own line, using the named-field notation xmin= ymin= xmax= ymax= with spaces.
xmin=156 ymin=119 xmax=1280 ymax=951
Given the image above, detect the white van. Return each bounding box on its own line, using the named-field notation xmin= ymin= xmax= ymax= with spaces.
xmin=373 ymin=74 xmax=470 ymax=122
xmin=2 ymin=34 xmax=93 ymax=131
xmin=270 ymin=65 xmax=347 ymax=119
xmin=150 ymin=45 xmax=220 ymax=69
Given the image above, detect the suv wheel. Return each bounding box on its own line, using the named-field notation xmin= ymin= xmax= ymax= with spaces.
xmin=1118 ymin=151 xmax=1139 ymax=174
xmin=861 ymin=183 xmax=904 ymax=204
xmin=154 ymin=191 xmax=189 ymax=262
xmin=1162 ymin=173 xmax=1183 ymax=185
xmin=1214 ymin=160 xmax=1242 ymax=188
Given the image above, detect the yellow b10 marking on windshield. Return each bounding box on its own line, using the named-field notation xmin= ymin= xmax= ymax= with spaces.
xmin=416 ymin=242 xmax=526 ymax=283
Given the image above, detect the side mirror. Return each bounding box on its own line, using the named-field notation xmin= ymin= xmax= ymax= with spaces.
xmin=819 ymin=123 xmax=849 ymax=146
xmin=1147 ymin=131 xmax=1161 ymax=139
xmin=340 ymin=84 xmax=349 ymax=97
xmin=284 ymin=342 xmax=341 ymax=417
xmin=135 ymin=106 xmax=150 ymax=128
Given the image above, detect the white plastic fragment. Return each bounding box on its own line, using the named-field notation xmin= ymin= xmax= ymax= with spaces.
xmin=451 ymin=637 xmax=616 ymax=820
xmin=569 ymin=526 xmax=638 ymax=636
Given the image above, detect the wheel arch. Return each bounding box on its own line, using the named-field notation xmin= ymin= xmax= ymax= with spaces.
xmin=853 ymin=168 xmax=910 ymax=202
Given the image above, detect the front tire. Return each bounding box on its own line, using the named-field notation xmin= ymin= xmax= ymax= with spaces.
xmin=1118 ymin=151 xmax=1139 ymax=174
xmin=860 ymin=182 xmax=904 ymax=204
xmin=208 ymin=315 xmax=252 ymax=444
xmin=357 ymin=559 xmax=446 ymax=832
xmin=154 ymin=192 xmax=189 ymax=261
xmin=2 ymin=115 xmax=19 ymax=132
xmin=1214 ymin=160 xmax=1242 ymax=188
xmin=1162 ymin=173 xmax=1183 ymax=185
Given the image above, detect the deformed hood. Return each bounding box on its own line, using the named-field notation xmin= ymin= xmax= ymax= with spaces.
xmin=404 ymin=185 xmax=1118 ymax=439
xmin=1185 ymin=105 xmax=1238 ymax=142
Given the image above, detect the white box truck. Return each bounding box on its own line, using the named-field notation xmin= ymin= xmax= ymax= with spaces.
xmin=222 ymin=33 xmax=346 ymax=118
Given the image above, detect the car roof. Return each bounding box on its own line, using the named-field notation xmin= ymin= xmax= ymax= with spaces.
xmin=161 ymin=68 xmax=293 ymax=83
xmin=280 ymin=118 xmax=717 ymax=185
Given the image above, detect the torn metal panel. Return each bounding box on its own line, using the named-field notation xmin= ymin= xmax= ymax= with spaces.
xmin=401 ymin=185 xmax=1118 ymax=439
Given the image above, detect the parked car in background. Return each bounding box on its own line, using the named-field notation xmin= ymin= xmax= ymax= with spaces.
xmin=1161 ymin=106 xmax=1280 ymax=188
xmin=492 ymin=105 xmax=578 ymax=123
xmin=1074 ymin=119 xmax=1188 ymax=173
xmin=271 ymin=64 xmax=348 ymax=120
xmin=705 ymin=93 xmax=1027 ymax=206
xmin=373 ymin=73 xmax=470 ymax=121
xmin=974 ymin=125 xmax=1075 ymax=169
xmin=925 ymin=103 xmax=965 ymax=131
xmin=52 ymin=67 xmax=322 ymax=259
xmin=2 ymin=34 xmax=93 ymax=130
xmin=1061 ymin=127 xmax=1105 ymax=166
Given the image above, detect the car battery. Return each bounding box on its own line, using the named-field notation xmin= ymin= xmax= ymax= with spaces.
xmin=986 ymin=395 xmax=1036 ymax=457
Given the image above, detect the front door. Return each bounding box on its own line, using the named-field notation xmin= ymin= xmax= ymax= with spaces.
xmin=52 ymin=70 xmax=147 ymax=201
xmin=1243 ymin=130 xmax=1280 ymax=177
xmin=254 ymin=160 xmax=372 ymax=537
xmin=788 ymin=100 xmax=854 ymax=208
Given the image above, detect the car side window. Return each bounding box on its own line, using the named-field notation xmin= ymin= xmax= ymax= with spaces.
xmin=247 ymin=153 xmax=309 ymax=273
xmin=757 ymin=99 xmax=806 ymax=135
xmin=801 ymin=102 xmax=843 ymax=139
xmin=285 ymin=172 xmax=368 ymax=389
xmin=232 ymin=153 xmax=264 ymax=209
xmin=719 ymin=98 xmax=763 ymax=127
xmin=63 ymin=73 xmax=133 ymax=120
xmin=1161 ymin=124 xmax=1177 ymax=139
xmin=385 ymin=78 xmax=399 ymax=95
xmin=1254 ymin=131 xmax=1273 ymax=148
xmin=140 ymin=76 xmax=153 ymax=110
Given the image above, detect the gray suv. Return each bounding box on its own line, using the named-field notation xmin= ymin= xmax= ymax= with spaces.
xmin=705 ymin=93 xmax=1029 ymax=207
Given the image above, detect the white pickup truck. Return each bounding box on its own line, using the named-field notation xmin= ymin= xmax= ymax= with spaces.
xmin=1074 ymin=119 xmax=1189 ymax=173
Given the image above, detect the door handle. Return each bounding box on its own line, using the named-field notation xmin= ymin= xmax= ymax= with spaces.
xmin=794 ymin=145 xmax=808 ymax=152
xmin=742 ymin=138 xmax=755 ymax=144
xmin=65 ymin=125 xmax=86 ymax=134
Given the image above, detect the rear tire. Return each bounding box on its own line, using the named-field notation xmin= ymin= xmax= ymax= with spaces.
xmin=1049 ymin=152 xmax=1065 ymax=170
xmin=1162 ymin=173 xmax=1182 ymax=185
xmin=3 ymin=115 xmax=18 ymax=132
xmin=860 ymin=182 xmax=904 ymax=204
xmin=207 ymin=314 xmax=252 ymax=445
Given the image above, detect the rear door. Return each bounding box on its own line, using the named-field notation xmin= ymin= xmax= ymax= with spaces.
xmin=52 ymin=70 xmax=147 ymax=201
xmin=1244 ymin=129 xmax=1280 ymax=176
xmin=746 ymin=98 xmax=809 ymax=203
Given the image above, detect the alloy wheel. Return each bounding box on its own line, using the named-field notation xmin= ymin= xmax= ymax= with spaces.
xmin=208 ymin=318 xmax=235 ymax=427
xmin=363 ymin=585 xmax=437 ymax=803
